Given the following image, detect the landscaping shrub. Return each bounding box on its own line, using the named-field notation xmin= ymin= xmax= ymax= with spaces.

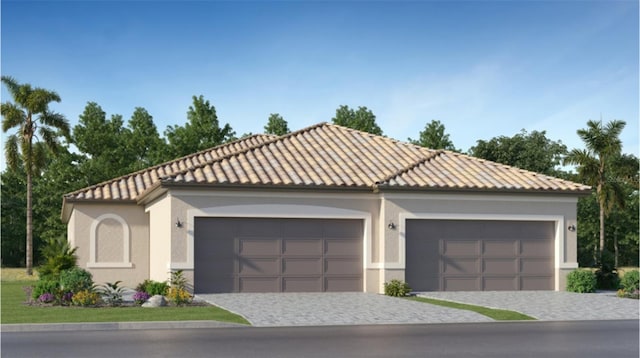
xmin=132 ymin=291 xmax=151 ymax=305
xmin=59 ymin=267 xmax=94 ymax=294
xmin=619 ymin=270 xmax=639 ymax=297
xmin=167 ymin=287 xmax=192 ymax=306
xmin=32 ymin=279 xmax=60 ymax=300
xmin=136 ymin=280 xmax=169 ymax=296
xmin=37 ymin=236 xmax=77 ymax=281
xmin=72 ymin=289 xmax=101 ymax=306
xmin=38 ymin=293 xmax=55 ymax=304
xmin=170 ymin=270 xmax=189 ymax=291
xmin=384 ymin=279 xmax=412 ymax=297
xmin=98 ymin=281 xmax=126 ymax=306
xmin=566 ymin=270 xmax=597 ymax=293
xmin=595 ymin=265 xmax=619 ymax=290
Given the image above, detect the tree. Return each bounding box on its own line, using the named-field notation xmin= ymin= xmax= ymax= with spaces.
xmin=564 ymin=119 xmax=627 ymax=266
xmin=409 ymin=120 xmax=457 ymax=151
xmin=1 ymin=76 xmax=70 ymax=275
xmin=165 ymin=95 xmax=235 ymax=158
xmin=1 ymin=166 xmax=27 ymax=266
xmin=331 ymin=105 xmax=383 ymax=135
xmin=264 ymin=113 xmax=290 ymax=136
xmin=72 ymin=102 xmax=132 ymax=184
xmin=469 ymin=129 xmax=567 ymax=176
xmin=124 ymin=107 xmax=167 ymax=169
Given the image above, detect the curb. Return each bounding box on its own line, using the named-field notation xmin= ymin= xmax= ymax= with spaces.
xmin=1 ymin=320 xmax=248 ymax=333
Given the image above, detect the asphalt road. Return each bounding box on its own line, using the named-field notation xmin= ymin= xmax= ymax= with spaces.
xmin=2 ymin=320 xmax=638 ymax=358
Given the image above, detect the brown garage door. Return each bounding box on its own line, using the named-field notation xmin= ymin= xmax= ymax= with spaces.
xmin=406 ymin=220 xmax=554 ymax=291
xmin=194 ymin=217 xmax=363 ymax=293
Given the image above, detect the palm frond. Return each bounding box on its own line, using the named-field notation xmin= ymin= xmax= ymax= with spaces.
xmin=38 ymin=126 xmax=62 ymax=154
xmin=31 ymin=143 xmax=48 ymax=173
xmin=1 ymin=76 xmax=20 ymax=97
xmin=26 ymin=88 xmax=60 ymax=114
xmin=4 ymin=134 xmax=21 ymax=170
xmin=40 ymin=111 xmax=70 ymax=138
xmin=1 ymin=102 xmax=26 ymax=132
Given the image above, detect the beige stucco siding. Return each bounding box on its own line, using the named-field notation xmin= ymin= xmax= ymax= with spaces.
xmin=66 ymin=203 xmax=149 ymax=288
xmin=145 ymin=194 xmax=172 ymax=283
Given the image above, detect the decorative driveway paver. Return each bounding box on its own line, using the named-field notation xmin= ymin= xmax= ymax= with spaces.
xmin=417 ymin=291 xmax=639 ymax=321
xmin=196 ymin=292 xmax=492 ymax=327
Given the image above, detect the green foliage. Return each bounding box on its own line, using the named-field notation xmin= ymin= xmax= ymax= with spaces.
xmin=1 ymin=166 xmax=27 ymax=266
xmin=136 ymin=279 xmax=169 ymax=296
xmin=470 ymin=129 xmax=567 ymax=176
xmin=409 ymin=120 xmax=457 ymax=151
xmin=566 ymin=270 xmax=597 ymax=293
xmin=58 ymin=267 xmax=93 ymax=294
xmin=32 ymin=279 xmax=60 ymax=300
xmin=124 ymin=107 xmax=168 ymax=169
xmin=331 ymin=105 xmax=383 ymax=135
xmin=619 ymin=270 xmax=639 ymax=293
xmin=98 ymin=281 xmax=126 ymax=306
xmin=37 ymin=236 xmax=77 ymax=281
xmin=264 ymin=113 xmax=290 ymax=136
xmin=165 ymin=95 xmax=235 ymax=158
xmin=595 ymin=265 xmax=619 ymax=290
xmin=71 ymin=289 xmax=101 ymax=306
xmin=170 ymin=270 xmax=189 ymax=291
xmin=384 ymin=279 xmax=412 ymax=297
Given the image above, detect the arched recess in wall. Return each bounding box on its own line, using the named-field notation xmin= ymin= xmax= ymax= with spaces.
xmin=87 ymin=213 xmax=133 ymax=268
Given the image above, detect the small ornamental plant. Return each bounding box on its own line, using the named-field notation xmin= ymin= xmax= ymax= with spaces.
xmin=384 ymin=279 xmax=412 ymax=297
xmin=38 ymin=293 xmax=56 ymax=304
xmin=133 ymin=291 xmax=151 ymax=305
xmin=61 ymin=292 xmax=74 ymax=305
xmin=167 ymin=287 xmax=192 ymax=306
xmin=72 ymin=290 xmax=101 ymax=307
xmin=617 ymin=270 xmax=640 ymax=299
xmin=566 ymin=270 xmax=597 ymax=293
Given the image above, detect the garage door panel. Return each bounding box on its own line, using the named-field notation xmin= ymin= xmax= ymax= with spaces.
xmin=282 ymin=258 xmax=322 ymax=275
xmin=239 ymin=277 xmax=280 ymax=292
xmin=283 ymin=219 xmax=323 ymax=238
xmin=483 ymin=241 xmax=517 ymax=256
xmin=283 ymin=277 xmax=322 ymax=292
xmin=442 ymin=258 xmax=479 ymax=274
xmin=483 ymin=258 xmax=517 ymax=274
xmin=324 ymin=220 xmax=363 ymax=238
xmin=283 ymin=239 xmax=323 ymax=256
xmin=239 ymin=219 xmax=281 ymax=236
xmin=443 ymin=277 xmax=479 ymax=291
xmin=325 ymin=277 xmax=362 ymax=292
xmin=238 ymin=258 xmax=279 ymax=274
xmin=521 ymin=276 xmax=553 ymax=290
xmin=520 ymin=258 xmax=553 ymax=274
xmin=442 ymin=240 xmax=479 ymax=255
xmin=483 ymin=276 xmax=517 ymax=291
xmin=238 ymin=239 xmax=280 ymax=255
xmin=326 ymin=240 xmax=360 ymax=255
xmin=325 ymin=258 xmax=361 ymax=275
xmin=520 ymin=240 xmax=553 ymax=256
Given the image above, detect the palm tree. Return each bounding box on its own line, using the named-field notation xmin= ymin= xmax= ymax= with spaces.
xmin=1 ymin=76 xmax=70 ymax=275
xmin=564 ymin=119 xmax=626 ymax=265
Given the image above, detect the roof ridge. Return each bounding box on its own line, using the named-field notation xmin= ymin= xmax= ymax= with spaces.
xmin=160 ymin=122 xmax=332 ymax=182
xmin=375 ymin=150 xmax=444 ymax=187
xmin=63 ymin=133 xmax=277 ymax=197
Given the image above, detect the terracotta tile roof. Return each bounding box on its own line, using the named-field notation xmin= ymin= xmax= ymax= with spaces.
xmin=63 ymin=134 xmax=277 ymax=201
xmin=64 ymin=123 xmax=590 ymax=202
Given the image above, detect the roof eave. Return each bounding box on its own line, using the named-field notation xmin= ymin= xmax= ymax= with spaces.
xmin=377 ymin=185 xmax=592 ymax=196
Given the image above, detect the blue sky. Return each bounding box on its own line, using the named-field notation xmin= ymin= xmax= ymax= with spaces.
xmin=1 ymin=1 xmax=638 ymax=172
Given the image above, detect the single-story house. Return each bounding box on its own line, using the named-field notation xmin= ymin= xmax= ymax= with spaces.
xmin=62 ymin=123 xmax=590 ymax=293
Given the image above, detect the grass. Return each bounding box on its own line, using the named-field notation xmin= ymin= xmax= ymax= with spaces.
xmin=1 ymin=281 xmax=250 ymax=325
xmin=1 ymin=268 xmax=39 ymax=282
xmin=406 ymin=296 xmax=536 ymax=321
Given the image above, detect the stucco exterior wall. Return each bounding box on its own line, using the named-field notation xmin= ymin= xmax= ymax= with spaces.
xmin=145 ymin=194 xmax=173 ymax=283
xmin=67 ymin=203 xmax=149 ymax=288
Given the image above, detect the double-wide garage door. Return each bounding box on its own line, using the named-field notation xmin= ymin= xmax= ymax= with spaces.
xmin=194 ymin=218 xmax=363 ymax=293
xmin=406 ymin=220 xmax=554 ymax=291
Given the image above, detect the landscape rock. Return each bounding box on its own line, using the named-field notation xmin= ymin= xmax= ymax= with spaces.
xmin=141 ymin=295 xmax=167 ymax=308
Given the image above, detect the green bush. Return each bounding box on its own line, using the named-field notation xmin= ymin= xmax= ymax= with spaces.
xmin=566 ymin=270 xmax=597 ymax=293
xmin=384 ymin=279 xmax=412 ymax=297
xmin=98 ymin=281 xmax=126 ymax=306
xmin=620 ymin=270 xmax=639 ymax=293
xmin=170 ymin=270 xmax=189 ymax=291
xmin=37 ymin=236 xmax=77 ymax=281
xmin=595 ymin=265 xmax=619 ymax=290
xmin=59 ymin=267 xmax=94 ymax=294
xmin=32 ymin=279 xmax=60 ymax=300
xmin=136 ymin=280 xmax=169 ymax=296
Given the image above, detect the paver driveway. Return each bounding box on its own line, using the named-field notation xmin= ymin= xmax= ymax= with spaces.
xmin=196 ymin=292 xmax=491 ymax=327
xmin=417 ymin=291 xmax=639 ymax=321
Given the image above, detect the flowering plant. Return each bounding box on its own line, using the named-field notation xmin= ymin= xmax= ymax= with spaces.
xmin=38 ymin=293 xmax=55 ymax=304
xmin=133 ymin=291 xmax=151 ymax=305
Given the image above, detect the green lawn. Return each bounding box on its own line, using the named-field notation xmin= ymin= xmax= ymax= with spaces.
xmin=1 ymin=281 xmax=250 ymax=325
xmin=406 ymin=296 xmax=536 ymax=321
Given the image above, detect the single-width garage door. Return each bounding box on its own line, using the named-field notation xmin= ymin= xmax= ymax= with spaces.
xmin=194 ymin=218 xmax=363 ymax=293
xmin=406 ymin=220 xmax=555 ymax=291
